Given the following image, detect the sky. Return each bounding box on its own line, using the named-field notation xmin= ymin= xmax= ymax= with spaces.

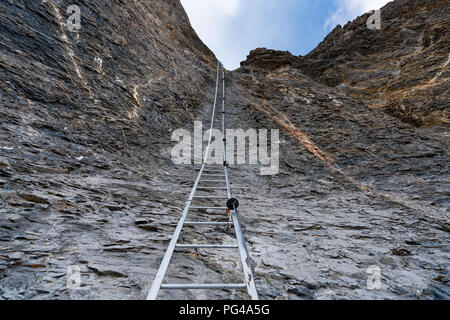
xmin=180 ymin=0 xmax=392 ymax=70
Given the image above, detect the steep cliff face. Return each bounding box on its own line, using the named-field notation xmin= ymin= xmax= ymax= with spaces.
xmin=0 ymin=0 xmax=218 ymax=299
xmin=232 ymin=0 xmax=449 ymax=300
xmin=1 ymin=0 xmax=216 ymax=153
xmin=0 ymin=0 xmax=449 ymax=300
xmin=242 ymin=0 xmax=450 ymax=128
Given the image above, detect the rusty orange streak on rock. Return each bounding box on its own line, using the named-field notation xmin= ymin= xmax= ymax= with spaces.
xmin=250 ymin=103 xmax=367 ymax=190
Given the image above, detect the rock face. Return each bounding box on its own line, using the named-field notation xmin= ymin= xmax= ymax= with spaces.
xmin=0 ymin=0 xmax=218 ymax=300
xmin=0 ymin=0 xmax=449 ymax=300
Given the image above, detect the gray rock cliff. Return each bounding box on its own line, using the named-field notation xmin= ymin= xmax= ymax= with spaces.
xmin=0 ymin=0 xmax=448 ymax=299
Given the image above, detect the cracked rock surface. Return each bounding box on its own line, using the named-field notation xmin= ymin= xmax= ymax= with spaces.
xmin=1 ymin=0 xmax=449 ymax=300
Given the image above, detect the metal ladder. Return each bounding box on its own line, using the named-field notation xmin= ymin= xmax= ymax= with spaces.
xmin=147 ymin=62 xmax=259 ymax=300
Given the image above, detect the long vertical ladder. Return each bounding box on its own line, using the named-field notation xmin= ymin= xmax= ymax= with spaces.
xmin=147 ymin=62 xmax=258 ymax=300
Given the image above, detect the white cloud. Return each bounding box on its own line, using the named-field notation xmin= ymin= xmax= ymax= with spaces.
xmin=325 ymin=0 xmax=392 ymax=31
xmin=181 ymin=0 xmax=240 ymax=47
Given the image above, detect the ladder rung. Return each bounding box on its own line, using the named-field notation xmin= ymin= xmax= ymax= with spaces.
xmin=185 ymin=221 xmax=233 ymax=226
xmin=197 ymin=187 xmax=227 ymax=190
xmin=202 ymin=174 xmax=225 ymax=177
xmin=190 ymin=206 xmax=228 ymax=210
xmin=176 ymin=244 xmax=238 ymax=249
xmin=200 ymin=180 xmax=226 ymax=183
xmin=161 ymin=283 xmax=246 ymax=290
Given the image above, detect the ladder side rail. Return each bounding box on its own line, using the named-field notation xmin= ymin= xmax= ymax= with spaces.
xmin=220 ymin=64 xmax=259 ymax=300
